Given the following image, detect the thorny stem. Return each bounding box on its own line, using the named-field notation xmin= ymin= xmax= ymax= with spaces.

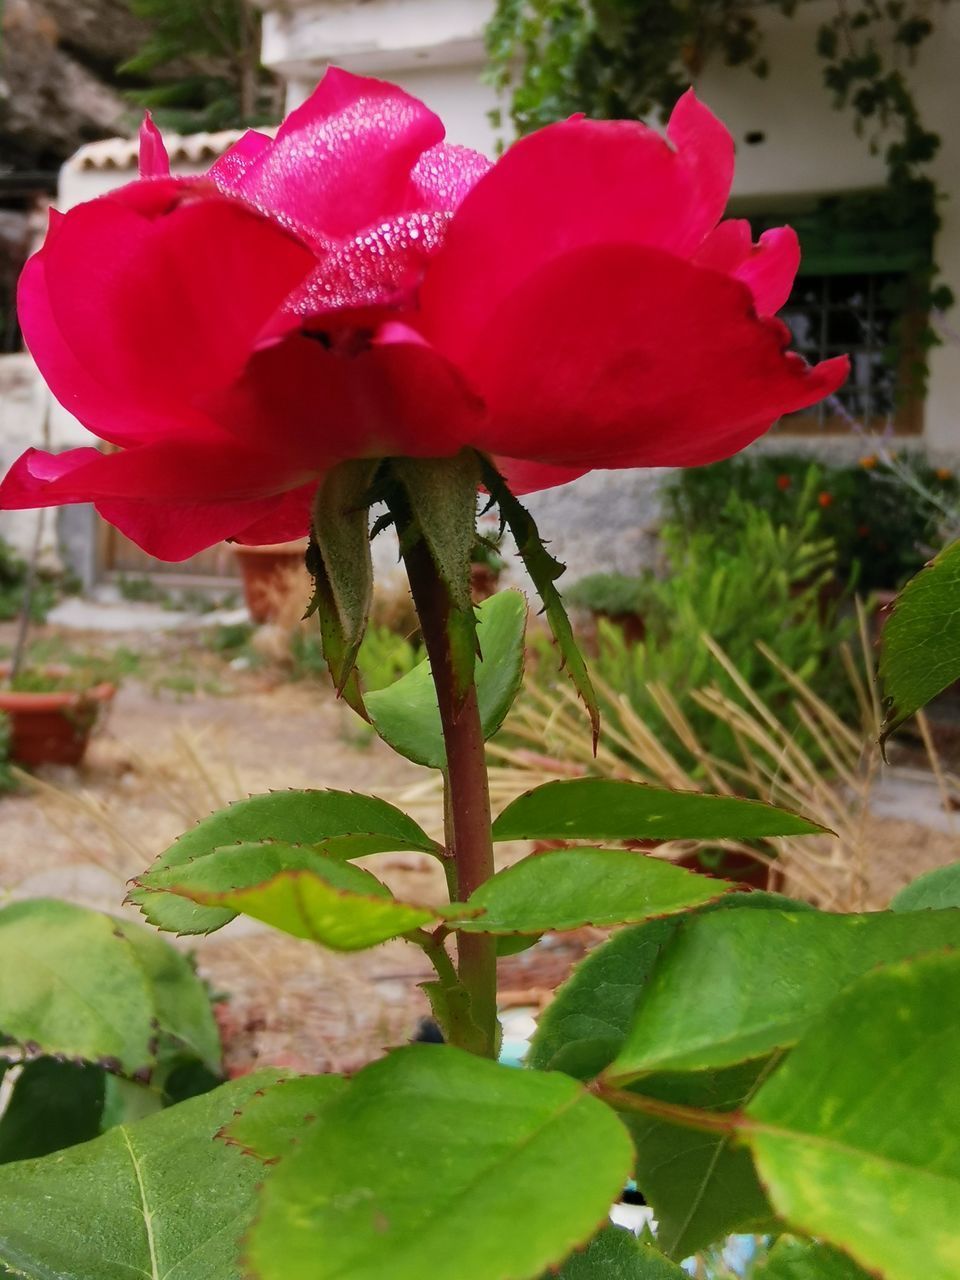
xmin=403 ymin=536 xmax=499 ymax=1058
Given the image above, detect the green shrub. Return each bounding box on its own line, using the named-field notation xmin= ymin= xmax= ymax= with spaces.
xmin=564 ymin=572 xmax=654 ymax=617
xmin=291 ymin=624 xmax=421 ymax=693
xmin=0 ymin=538 xmax=58 ymax=622
xmin=536 ymin=484 xmax=857 ymax=776
xmin=665 ymin=450 xmax=959 ymax=591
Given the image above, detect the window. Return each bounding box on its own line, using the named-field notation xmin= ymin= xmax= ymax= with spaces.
xmin=779 ymin=271 xmax=923 ymax=433
xmin=745 ymin=189 xmax=934 ymax=435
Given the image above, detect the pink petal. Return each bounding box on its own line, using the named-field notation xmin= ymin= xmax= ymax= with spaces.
xmin=457 ymin=243 xmax=848 ymax=471
xmin=19 ymin=179 xmax=313 ymax=447
xmin=694 ymin=221 xmax=800 ymax=315
xmin=94 ymin=494 xmax=299 ymax=561
xmin=0 ymin=437 xmax=323 ymax=562
xmin=138 ymin=113 xmax=170 ymax=178
xmin=206 ymin=330 xmax=483 ymax=466
xmin=232 ymin=482 xmax=317 ymax=546
xmin=234 ymin=67 xmax=445 ymax=242
xmin=207 ymin=130 xmax=273 ymax=191
xmin=419 ymin=90 xmax=734 ymax=360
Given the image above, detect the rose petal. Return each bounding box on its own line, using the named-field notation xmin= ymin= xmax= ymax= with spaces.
xmin=458 ymin=243 xmax=849 ymax=471
xmin=138 ymin=113 xmax=170 ymax=178
xmin=234 ymin=67 xmax=445 ymax=242
xmin=207 ymin=331 xmax=483 ymax=466
xmin=694 ymin=220 xmax=800 ymax=315
xmin=207 ymin=129 xmax=273 ymax=191
xmin=419 ymin=90 xmax=734 ymax=359
xmin=20 ymin=181 xmax=313 ymax=446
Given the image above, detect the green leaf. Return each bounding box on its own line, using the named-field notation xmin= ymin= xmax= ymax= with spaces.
xmin=130 ymin=789 xmax=439 ymax=934
xmin=457 ymin=848 xmax=733 ymax=935
xmin=308 ymin=459 xmax=377 ymax=701
xmin=394 ymin=452 xmax=481 ymax=702
xmin=881 ymin=538 xmax=960 ymax=737
xmin=493 ymin=779 xmax=825 ymax=843
xmin=606 ymin=907 xmax=960 ymax=1081
xmin=0 ymin=899 xmax=217 ymax=1079
xmin=623 ymin=1060 xmax=778 ymax=1259
xmin=890 ymin=860 xmax=960 ymax=910
xmin=480 ymin=456 xmax=600 ymax=747
xmin=0 ymin=1071 xmax=284 ymax=1280
xmin=550 ymin=1226 xmax=686 ymax=1278
xmin=745 ymin=951 xmax=960 ymax=1280
xmin=112 ymin=921 xmax=221 ymax=1073
xmin=245 ymin=1044 xmax=634 ymax=1280
xmin=0 ymin=1059 xmax=105 ymax=1164
xmin=755 ymin=1239 xmax=874 ymax=1279
xmin=529 ymin=892 xmax=810 ymax=1079
xmin=365 ymin=589 xmax=527 ymax=769
xmin=219 ymin=1074 xmax=345 ymax=1163
xmin=163 ymin=844 xmax=458 ymax=950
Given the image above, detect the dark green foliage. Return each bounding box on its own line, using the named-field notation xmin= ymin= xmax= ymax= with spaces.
xmin=550 ymin=485 xmax=858 ymax=773
xmin=119 ymin=0 xmax=276 ymax=131
xmin=665 ymin=452 xmax=958 ymax=592
xmin=565 ymin=573 xmax=654 ymax=618
xmin=0 ymin=537 xmax=58 ymax=623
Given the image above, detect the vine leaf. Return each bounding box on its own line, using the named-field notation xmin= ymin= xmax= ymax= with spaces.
xmin=457 ymin=848 xmax=733 ymax=935
xmin=605 ymin=906 xmax=960 ymax=1081
xmin=891 ymin=859 xmax=960 ymax=911
xmin=220 ymin=1075 xmax=345 ymax=1163
xmin=244 ymin=1044 xmax=634 ymax=1280
xmin=744 ymin=951 xmax=960 ymax=1280
xmin=493 ymin=777 xmax=826 ymax=843
xmin=365 ymin=589 xmax=527 ymax=768
xmin=754 ymin=1239 xmax=874 ymax=1279
xmin=0 ymin=1071 xmax=285 ymax=1280
xmin=880 ymin=538 xmax=960 ymax=740
xmin=158 ymin=842 xmax=463 ymax=951
xmin=528 ymin=891 xmax=810 ymax=1079
xmin=479 ymin=455 xmax=600 ymax=748
xmin=622 ymin=1059 xmax=779 ymax=1260
xmin=551 ymin=1225 xmax=687 ymax=1277
xmin=0 ymin=898 xmax=219 ymax=1079
xmin=129 ymin=789 xmax=440 ymax=935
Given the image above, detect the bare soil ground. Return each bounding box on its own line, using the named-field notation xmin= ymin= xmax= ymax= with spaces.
xmin=1 ymin=621 xmax=957 ymax=1076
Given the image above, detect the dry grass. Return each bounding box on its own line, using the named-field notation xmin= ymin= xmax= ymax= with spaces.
xmin=447 ymin=607 xmax=956 ymax=911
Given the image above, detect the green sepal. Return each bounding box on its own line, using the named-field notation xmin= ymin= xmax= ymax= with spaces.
xmin=308 ymin=459 xmax=378 ymax=711
xmin=479 ymin=454 xmax=600 ymax=748
xmin=393 ymin=452 xmax=481 ymax=705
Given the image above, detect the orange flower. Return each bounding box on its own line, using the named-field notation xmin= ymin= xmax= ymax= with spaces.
xmin=936 ymin=467 xmax=953 ymax=482
xmin=859 ymin=454 xmax=878 ymax=469
xmin=776 ymin=473 xmax=791 ymax=491
xmin=818 ymin=491 xmax=833 ymax=508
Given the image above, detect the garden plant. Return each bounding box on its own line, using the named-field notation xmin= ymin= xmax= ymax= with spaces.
xmin=0 ymin=69 xmax=958 ymax=1280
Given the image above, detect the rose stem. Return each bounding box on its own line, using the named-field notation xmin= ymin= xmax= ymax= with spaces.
xmin=403 ymin=535 xmax=498 ymax=1058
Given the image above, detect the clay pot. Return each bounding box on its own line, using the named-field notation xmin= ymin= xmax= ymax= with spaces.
xmin=0 ymin=666 xmax=116 ymax=767
xmin=233 ymin=540 xmax=311 ymax=625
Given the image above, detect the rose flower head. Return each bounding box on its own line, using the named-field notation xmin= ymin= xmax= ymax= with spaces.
xmin=0 ymin=70 xmax=847 ymax=560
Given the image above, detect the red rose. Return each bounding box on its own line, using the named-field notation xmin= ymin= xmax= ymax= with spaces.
xmin=0 ymin=70 xmax=847 ymax=560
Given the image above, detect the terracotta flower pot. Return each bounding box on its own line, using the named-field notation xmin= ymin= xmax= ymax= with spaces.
xmin=0 ymin=666 xmax=116 ymax=767
xmin=232 ymin=540 xmax=311 ymax=625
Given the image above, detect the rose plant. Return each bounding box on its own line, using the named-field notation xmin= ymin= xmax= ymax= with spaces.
xmin=0 ymin=70 xmax=957 ymax=1280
